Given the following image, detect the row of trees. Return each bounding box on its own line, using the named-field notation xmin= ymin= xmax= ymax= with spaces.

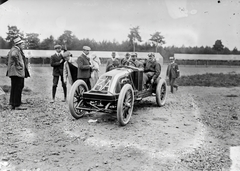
xmin=1 ymin=25 xmax=240 ymax=60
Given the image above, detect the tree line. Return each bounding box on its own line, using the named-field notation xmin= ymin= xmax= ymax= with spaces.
xmin=0 ymin=25 xmax=240 ymax=61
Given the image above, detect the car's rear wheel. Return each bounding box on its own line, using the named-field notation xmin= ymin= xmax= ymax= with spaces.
xmin=68 ymin=80 xmax=88 ymax=119
xmin=156 ymin=78 xmax=167 ymax=106
xmin=117 ymin=84 xmax=134 ymax=126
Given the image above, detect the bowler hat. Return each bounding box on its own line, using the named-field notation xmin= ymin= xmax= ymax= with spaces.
xmin=13 ymin=37 xmax=24 ymax=45
xmin=83 ymin=46 xmax=91 ymax=51
xmin=54 ymin=45 xmax=62 ymax=49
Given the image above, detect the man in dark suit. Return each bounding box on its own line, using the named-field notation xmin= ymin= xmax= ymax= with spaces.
xmin=6 ymin=37 xmax=30 ymax=110
xmin=50 ymin=45 xmax=67 ymax=103
xmin=166 ymin=56 xmax=180 ymax=93
xmin=77 ymin=46 xmax=93 ymax=90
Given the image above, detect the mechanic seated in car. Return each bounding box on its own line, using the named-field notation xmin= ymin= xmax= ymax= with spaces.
xmin=142 ymin=53 xmax=161 ymax=89
xmin=128 ymin=52 xmax=143 ymax=69
xmin=120 ymin=52 xmax=131 ymax=66
xmin=106 ymin=51 xmax=120 ymax=72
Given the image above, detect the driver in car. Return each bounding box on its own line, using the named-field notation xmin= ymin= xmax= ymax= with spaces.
xmin=128 ymin=52 xmax=143 ymax=68
xmin=142 ymin=53 xmax=161 ymax=89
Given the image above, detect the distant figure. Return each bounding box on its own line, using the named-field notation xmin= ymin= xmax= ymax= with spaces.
xmin=6 ymin=37 xmax=30 ymax=110
xmin=63 ymin=51 xmax=78 ymax=86
xmin=50 ymin=45 xmax=67 ymax=103
xmin=77 ymin=46 xmax=93 ymax=90
xmin=166 ymin=56 xmax=180 ymax=93
xmin=128 ymin=52 xmax=143 ymax=68
xmin=90 ymin=53 xmax=101 ymax=88
xmin=106 ymin=51 xmax=120 ymax=72
xmin=120 ymin=52 xmax=131 ymax=66
xmin=142 ymin=53 xmax=161 ymax=89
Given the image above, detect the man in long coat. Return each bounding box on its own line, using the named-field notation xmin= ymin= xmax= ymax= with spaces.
xmin=77 ymin=46 xmax=93 ymax=90
xmin=6 ymin=37 xmax=30 ymax=110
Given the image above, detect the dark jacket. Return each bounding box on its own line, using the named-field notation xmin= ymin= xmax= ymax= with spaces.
xmin=77 ymin=53 xmax=92 ymax=78
xmin=106 ymin=58 xmax=120 ymax=72
xmin=166 ymin=62 xmax=179 ymax=79
xmin=50 ymin=53 xmax=64 ymax=76
xmin=143 ymin=59 xmax=161 ymax=80
xmin=6 ymin=46 xmax=30 ymax=78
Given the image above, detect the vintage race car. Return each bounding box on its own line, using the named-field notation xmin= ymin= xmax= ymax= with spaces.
xmin=68 ymin=65 xmax=167 ymax=126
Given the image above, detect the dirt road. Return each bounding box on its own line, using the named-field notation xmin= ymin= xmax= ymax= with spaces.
xmin=0 ymin=67 xmax=240 ymax=170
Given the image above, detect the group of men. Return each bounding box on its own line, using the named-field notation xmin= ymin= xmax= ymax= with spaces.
xmin=6 ymin=36 xmax=179 ymax=110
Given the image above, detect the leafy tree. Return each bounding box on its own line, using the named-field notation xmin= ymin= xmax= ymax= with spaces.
xmin=212 ymin=40 xmax=224 ymax=52
xmin=149 ymin=31 xmax=165 ymax=52
xmin=57 ymin=30 xmax=76 ymax=50
xmin=0 ymin=36 xmax=9 ymax=49
xmin=25 ymin=33 xmax=40 ymax=49
xmin=232 ymin=47 xmax=239 ymax=54
xmin=128 ymin=26 xmax=142 ymax=52
xmin=6 ymin=25 xmax=24 ymax=46
xmin=39 ymin=35 xmax=55 ymax=50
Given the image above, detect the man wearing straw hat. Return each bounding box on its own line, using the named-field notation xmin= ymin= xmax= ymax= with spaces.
xmin=6 ymin=37 xmax=30 ymax=110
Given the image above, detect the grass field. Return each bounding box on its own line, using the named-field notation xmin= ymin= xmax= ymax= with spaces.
xmin=1 ymin=64 xmax=240 ymax=89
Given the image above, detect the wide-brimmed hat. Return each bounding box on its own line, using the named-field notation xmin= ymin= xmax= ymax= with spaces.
xmin=169 ymin=56 xmax=175 ymax=60
xmin=83 ymin=46 xmax=91 ymax=51
xmin=13 ymin=37 xmax=24 ymax=45
xmin=54 ymin=45 xmax=62 ymax=49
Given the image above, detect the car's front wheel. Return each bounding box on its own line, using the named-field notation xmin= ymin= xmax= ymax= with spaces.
xmin=156 ymin=78 xmax=167 ymax=106
xmin=68 ymin=80 xmax=88 ymax=119
xmin=117 ymin=84 xmax=134 ymax=126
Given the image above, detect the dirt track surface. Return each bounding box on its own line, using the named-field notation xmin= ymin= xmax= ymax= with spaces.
xmin=1 ymin=66 xmax=240 ymax=171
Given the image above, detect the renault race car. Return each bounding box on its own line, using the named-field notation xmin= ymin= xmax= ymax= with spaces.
xmin=68 ymin=65 xmax=167 ymax=126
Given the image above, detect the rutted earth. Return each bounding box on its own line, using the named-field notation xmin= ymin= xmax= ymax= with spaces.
xmin=0 ymin=67 xmax=240 ymax=171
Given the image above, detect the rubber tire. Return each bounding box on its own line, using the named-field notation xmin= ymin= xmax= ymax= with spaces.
xmin=68 ymin=80 xmax=89 ymax=119
xmin=117 ymin=84 xmax=134 ymax=126
xmin=156 ymin=78 xmax=167 ymax=107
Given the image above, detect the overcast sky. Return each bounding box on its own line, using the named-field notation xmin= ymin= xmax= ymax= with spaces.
xmin=0 ymin=0 xmax=239 ymax=49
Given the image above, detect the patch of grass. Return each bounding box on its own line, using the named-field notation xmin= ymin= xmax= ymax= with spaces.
xmin=177 ymin=73 xmax=240 ymax=87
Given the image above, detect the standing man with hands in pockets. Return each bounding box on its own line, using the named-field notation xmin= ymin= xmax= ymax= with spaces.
xmin=50 ymin=45 xmax=67 ymax=103
xmin=166 ymin=56 xmax=180 ymax=93
xmin=6 ymin=37 xmax=30 ymax=110
xmin=77 ymin=46 xmax=93 ymax=90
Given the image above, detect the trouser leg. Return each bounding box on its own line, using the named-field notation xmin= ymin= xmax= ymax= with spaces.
xmin=52 ymin=76 xmax=59 ymax=100
xmin=10 ymin=76 xmax=24 ymax=108
xmin=170 ymin=78 xmax=174 ymax=93
xmin=81 ymin=78 xmax=91 ymax=90
xmin=60 ymin=74 xmax=67 ymax=100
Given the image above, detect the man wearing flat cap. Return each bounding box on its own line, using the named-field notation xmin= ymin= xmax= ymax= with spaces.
xmin=77 ymin=46 xmax=93 ymax=89
xmin=6 ymin=37 xmax=30 ymax=110
xmin=120 ymin=52 xmax=131 ymax=66
xmin=50 ymin=44 xmax=67 ymax=103
xmin=142 ymin=53 xmax=161 ymax=89
xmin=128 ymin=52 xmax=143 ymax=68
xmin=166 ymin=56 xmax=180 ymax=93
xmin=106 ymin=51 xmax=120 ymax=72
